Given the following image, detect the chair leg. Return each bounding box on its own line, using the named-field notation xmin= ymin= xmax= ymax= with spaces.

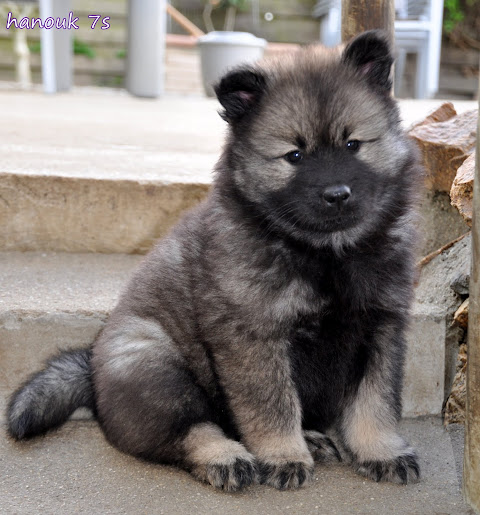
xmin=415 ymin=40 xmax=429 ymax=99
xmin=394 ymin=48 xmax=407 ymax=97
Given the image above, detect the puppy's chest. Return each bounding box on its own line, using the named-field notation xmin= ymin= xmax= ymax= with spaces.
xmin=301 ymin=252 xmax=384 ymax=312
xmin=288 ymin=308 xmax=373 ymax=429
xmin=286 ymin=262 xmax=377 ymax=423
xmin=267 ymin=253 xmax=354 ymax=317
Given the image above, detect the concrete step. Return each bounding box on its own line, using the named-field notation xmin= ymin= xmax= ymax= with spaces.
xmin=0 ymin=251 xmax=141 ymax=414
xmin=0 ymin=90 xmax=221 ymax=254
xmin=0 ymin=90 xmax=476 ymax=254
xmin=0 ymin=248 xmax=462 ymax=419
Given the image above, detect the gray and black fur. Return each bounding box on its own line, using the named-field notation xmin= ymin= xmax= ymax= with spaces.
xmin=7 ymin=31 xmax=422 ymax=491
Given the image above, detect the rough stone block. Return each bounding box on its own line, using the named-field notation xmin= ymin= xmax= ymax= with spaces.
xmin=417 ymin=190 xmax=469 ymax=255
xmin=409 ymin=109 xmax=477 ymax=193
xmin=411 ymin=101 xmax=457 ymax=128
xmin=444 ymin=343 xmax=467 ymax=425
xmin=454 ymin=298 xmax=469 ymax=329
xmin=451 ymin=151 xmax=475 ymax=227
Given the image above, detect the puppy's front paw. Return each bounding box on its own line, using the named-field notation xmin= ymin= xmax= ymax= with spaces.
xmin=194 ymin=456 xmax=257 ymax=492
xmin=356 ymin=452 xmax=420 ymax=484
xmin=304 ymin=430 xmax=342 ymax=463
xmin=258 ymin=459 xmax=314 ymax=490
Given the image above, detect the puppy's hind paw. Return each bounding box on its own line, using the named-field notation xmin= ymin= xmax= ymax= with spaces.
xmin=304 ymin=430 xmax=342 ymax=463
xmin=356 ymin=452 xmax=420 ymax=484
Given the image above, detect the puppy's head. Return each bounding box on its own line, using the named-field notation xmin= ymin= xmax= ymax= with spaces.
xmin=214 ymin=31 xmax=418 ymax=250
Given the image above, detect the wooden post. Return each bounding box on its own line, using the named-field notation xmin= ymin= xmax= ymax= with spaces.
xmin=166 ymin=4 xmax=204 ymax=37
xmin=341 ymin=0 xmax=394 ymax=42
xmin=463 ymin=81 xmax=480 ymax=514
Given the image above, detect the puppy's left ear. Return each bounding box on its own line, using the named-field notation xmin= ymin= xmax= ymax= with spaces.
xmin=342 ymin=30 xmax=393 ymax=92
xmin=214 ymin=68 xmax=266 ymax=123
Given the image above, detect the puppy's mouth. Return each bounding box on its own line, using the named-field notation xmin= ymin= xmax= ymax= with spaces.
xmin=311 ymin=213 xmax=360 ymax=233
xmin=307 ymin=195 xmax=362 ymax=231
xmin=287 ymin=208 xmax=360 ymax=234
xmin=266 ymin=189 xmax=365 ymax=235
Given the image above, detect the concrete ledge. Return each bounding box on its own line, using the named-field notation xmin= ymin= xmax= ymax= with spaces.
xmin=0 ymin=253 xmax=470 ymax=511
xmin=0 ymin=90 xmax=222 ymax=254
xmin=0 ymin=90 xmax=476 ymax=254
xmin=0 ymin=173 xmax=209 ymax=253
xmin=418 ymin=190 xmax=469 ymax=255
xmin=1 ymin=312 xmax=105 ymax=398
xmin=403 ymin=234 xmax=471 ymax=417
xmin=0 ymin=251 xmax=141 ymax=397
xmin=0 ymin=250 xmax=451 ymax=420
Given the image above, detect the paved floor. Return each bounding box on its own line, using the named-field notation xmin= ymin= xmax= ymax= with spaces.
xmin=0 ymin=89 xmax=222 ymax=183
xmin=0 ymin=88 xmax=476 ymax=184
xmin=0 ymin=410 xmax=473 ymax=514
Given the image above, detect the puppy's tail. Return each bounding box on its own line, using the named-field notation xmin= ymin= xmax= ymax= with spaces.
xmin=6 ymin=348 xmax=95 ymax=440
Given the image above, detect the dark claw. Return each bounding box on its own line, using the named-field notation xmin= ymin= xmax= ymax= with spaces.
xmin=259 ymin=460 xmax=313 ymax=490
xmin=356 ymin=452 xmax=420 ymax=485
xmin=304 ymin=431 xmax=342 ymax=463
xmin=204 ymin=457 xmax=257 ymax=491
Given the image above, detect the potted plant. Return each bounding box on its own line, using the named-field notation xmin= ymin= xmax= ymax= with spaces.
xmin=197 ymin=0 xmax=266 ymax=97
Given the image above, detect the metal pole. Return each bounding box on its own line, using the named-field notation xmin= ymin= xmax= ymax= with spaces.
xmin=341 ymin=0 xmax=394 ymax=42
xmin=126 ymin=0 xmax=166 ymax=98
xmin=39 ymin=0 xmax=72 ymax=93
xmin=463 ymin=80 xmax=480 ymax=514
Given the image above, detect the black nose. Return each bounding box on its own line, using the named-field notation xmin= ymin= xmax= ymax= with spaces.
xmin=323 ymin=185 xmax=351 ymax=207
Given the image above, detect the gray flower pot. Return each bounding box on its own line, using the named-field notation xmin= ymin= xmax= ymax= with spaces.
xmin=197 ymin=31 xmax=267 ymax=97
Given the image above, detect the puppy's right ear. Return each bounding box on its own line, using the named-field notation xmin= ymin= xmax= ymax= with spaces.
xmin=214 ymin=68 xmax=266 ymax=123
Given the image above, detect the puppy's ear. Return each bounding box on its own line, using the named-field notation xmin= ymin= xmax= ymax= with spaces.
xmin=214 ymin=68 xmax=266 ymax=123
xmin=342 ymin=30 xmax=393 ymax=92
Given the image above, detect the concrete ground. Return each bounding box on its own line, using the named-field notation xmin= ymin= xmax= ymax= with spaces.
xmin=0 ymin=414 xmax=473 ymax=515
xmin=0 ymin=88 xmax=475 ymax=182
xmin=0 ymin=89 xmax=477 ymax=514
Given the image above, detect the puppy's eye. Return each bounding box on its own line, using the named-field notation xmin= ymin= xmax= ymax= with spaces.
xmin=284 ymin=150 xmax=303 ymax=164
xmin=346 ymin=140 xmax=361 ymax=152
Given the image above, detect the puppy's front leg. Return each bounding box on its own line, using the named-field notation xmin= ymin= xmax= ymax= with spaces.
xmin=341 ymin=322 xmax=420 ymax=484
xmin=215 ymin=338 xmax=313 ymax=490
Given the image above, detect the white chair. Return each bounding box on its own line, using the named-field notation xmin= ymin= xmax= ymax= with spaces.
xmin=313 ymin=0 xmax=444 ymax=99
xmin=314 ymin=0 xmax=342 ymax=47
xmin=394 ymin=0 xmax=444 ymax=99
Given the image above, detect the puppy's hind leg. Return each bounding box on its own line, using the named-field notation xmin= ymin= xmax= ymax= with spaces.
xmin=304 ymin=430 xmax=342 ymax=464
xmin=93 ymin=317 xmax=256 ymax=491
